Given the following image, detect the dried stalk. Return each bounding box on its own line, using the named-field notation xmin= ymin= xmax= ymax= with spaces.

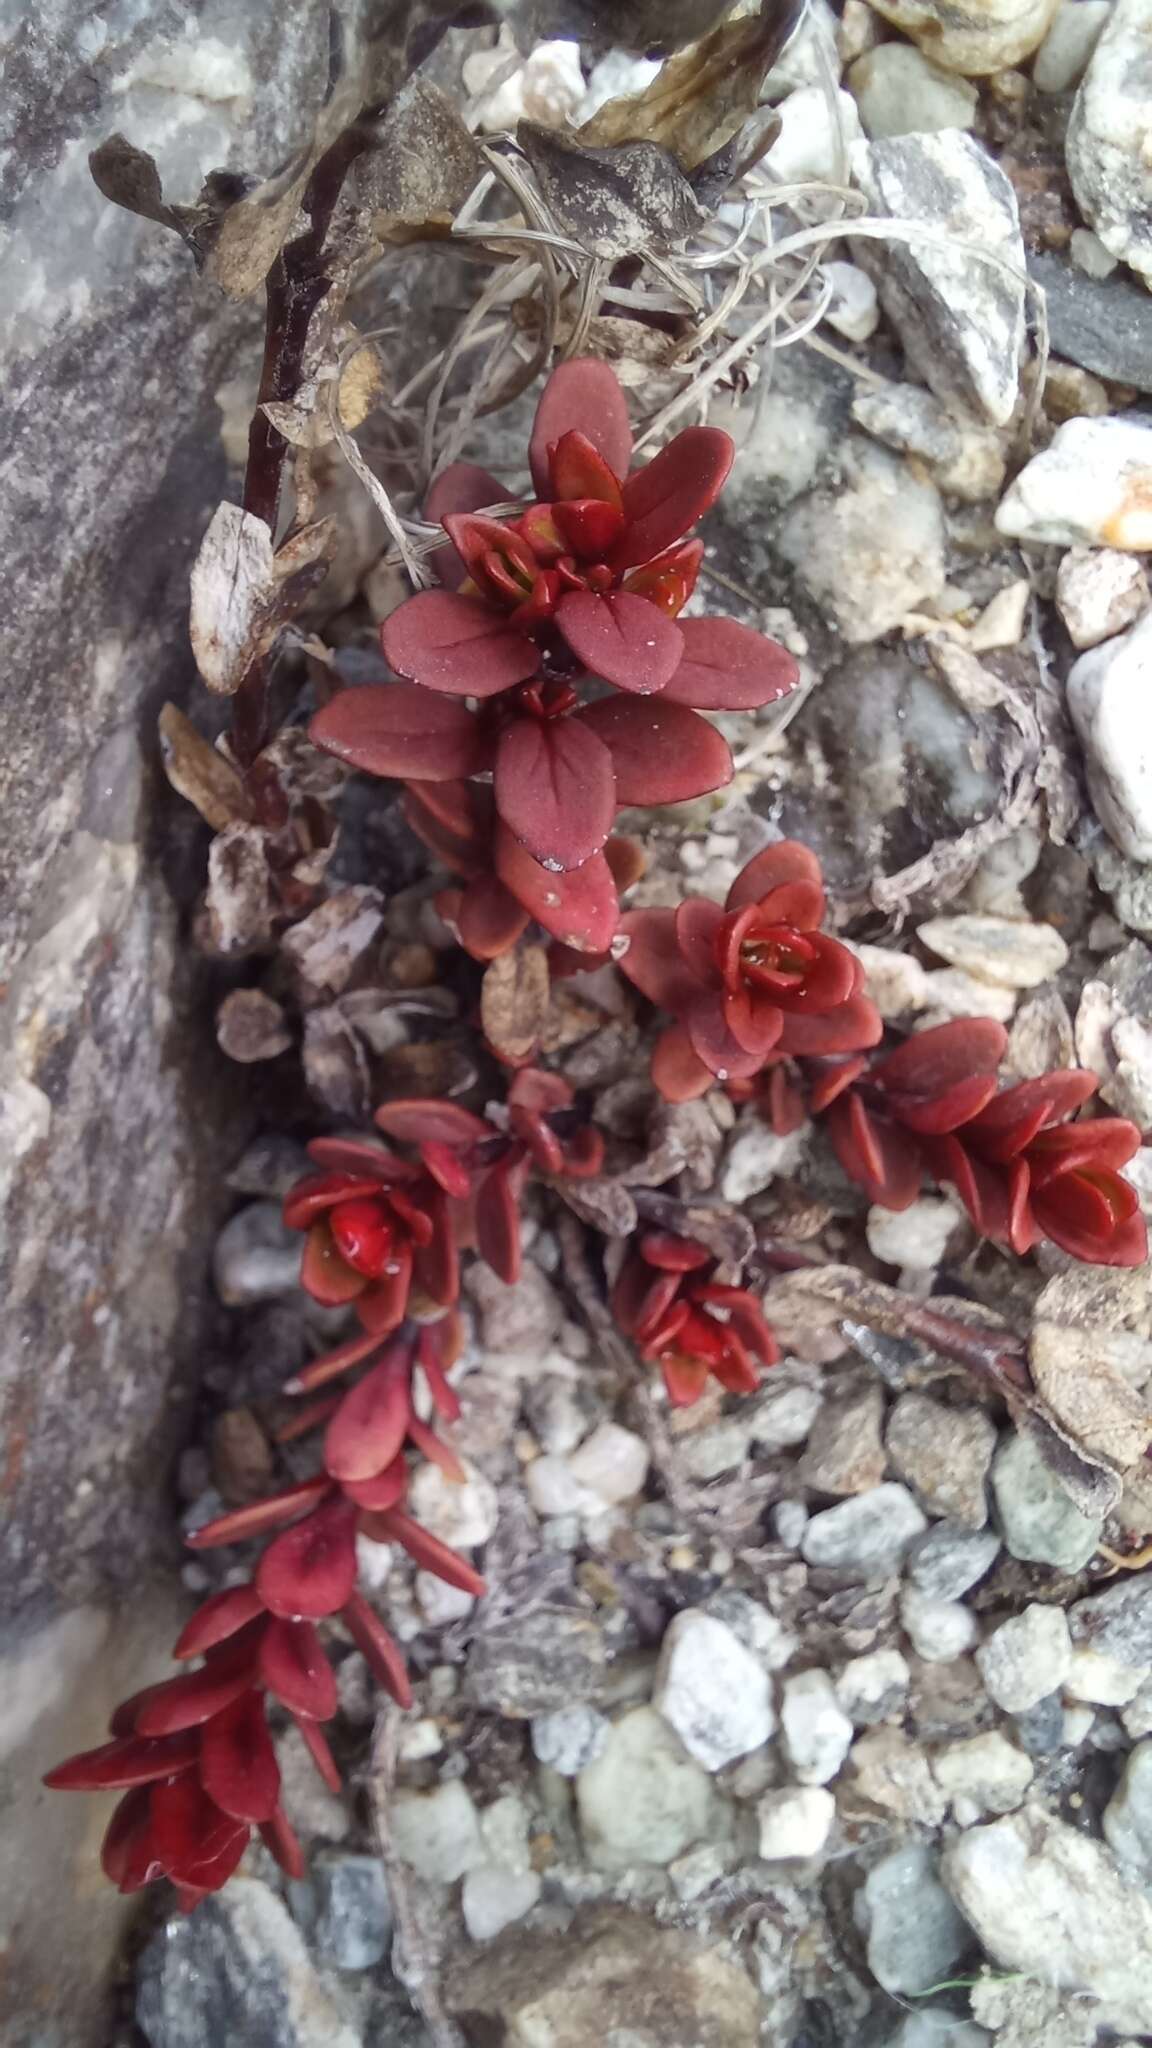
xmin=368 ymin=1703 xmax=465 ymax=2048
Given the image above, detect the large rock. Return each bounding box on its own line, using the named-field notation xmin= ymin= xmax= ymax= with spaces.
xmin=0 ymin=5 xmax=335 ymax=2041
xmin=942 ymin=1809 xmax=1152 ymax=2035
xmin=446 ymin=1907 xmax=761 ymax=2048
xmin=136 ymin=1878 xmax=362 ymax=2048
xmin=851 ymin=132 xmax=1026 ymax=425
xmin=1066 ymin=0 xmax=1152 ymax=291
xmin=865 ymin=0 xmax=1060 ymax=74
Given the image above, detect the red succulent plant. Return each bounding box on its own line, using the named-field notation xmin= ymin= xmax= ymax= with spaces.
xmin=812 ymin=1020 xmax=1148 ymax=1268
xmin=617 ymin=841 xmax=882 ymax=1103
xmin=310 ymin=355 xmax=798 ymax=919
xmin=612 ymin=1229 xmax=780 ymax=1406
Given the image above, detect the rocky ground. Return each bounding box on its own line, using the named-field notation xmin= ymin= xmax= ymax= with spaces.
xmin=113 ymin=4 xmax=1152 ymax=2045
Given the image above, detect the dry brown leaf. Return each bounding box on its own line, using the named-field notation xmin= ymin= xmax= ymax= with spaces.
xmin=280 ymin=886 xmax=386 ymax=1000
xmin=556 ymin=1177 xmax=639 ymax=1236
xmin=578 ymin=6 xmax=798 ymax=169
xmin=481 ymin=945 xmax=550 ymax=1066
xmin=205 ymin=823 xmax=275 ymax=956
xmin=517 ymin=125 xmax=706 ymax=258
xmin=303 ymin=1005 xmax=371 ymax=1121
xmin=216 ymin=988 xmax=293 ymax=1064
xmin=189 ymin=504 xmax=334 ymax=695
xmin=362 ymin=76 xmax=482 ymax=243
xmin=1030 ymin=1323 xmax=1152 ymax=1471
xmin=158 ymin=702 xmax=251 ymax=830
xmin=212 ymin=1407 xmax=275 ymax=1504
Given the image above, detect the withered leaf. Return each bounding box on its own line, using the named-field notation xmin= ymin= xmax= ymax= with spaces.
xmin=158 ymin=701 xmax=251 ymax=831
xmin=635 ymin=1189 xmax=754 ymax=1269
xmin=216 ymin=988 xmax=293 ymax=1065
xmin=481 ymin=944 xmax=550 ymax=1066
xmin=205 ymin=823 xmax=275 ymax=956
xmin=556 ymin=1177 xmax=638 ymax=1236
xmin=303 ymin=1005 xmax=371 ymax=1121
xmin=212 ymin=1407 xmax=275 ymax=1505
xmin=88 ymin=134 xmax=189 ymax=237
xmin=279 ymin=885 xmax=386 ymax=1000
xmin=517 ymin=124 xmax=706 ymax=259
xmin=360 ymin=76 xmax=482 ymax=243
xmin=578 ymin=5 xmax=802 ymax=169
xmin=189 ymin=504 xmax=334 ymax=695
xmin=1029 ymin=1322 xmax=1152 ymax=1472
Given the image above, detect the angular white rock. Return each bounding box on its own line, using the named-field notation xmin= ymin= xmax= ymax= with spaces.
xmin=866 ymin=1194 xmax=961 ymax=1271
xmin=415 ymin=1572 xmax=475 ymax=1628
xmin=390 ymin=1780 xmax=485 ymax=1884
xmin=850 ymin=132 xmax=1027 ymax=425
xmin=836 ymin=1648 xmax=912 ymax=1726
xmin=917 ymin=913 xmax=1069 ymax=988
xmin=1033 ymin=0 xmax=1110 ymax=93
xmin=849 ymin=44 xmax=977 ymax=139
xmin=852 ymin=942 xmax=929 ymax=1017
xmin=757 ymin=1785 xmax=835 ymax=1860
xmin=720 ymin=1117 xmax=809 ymax=1203
xmin=976 ymin=1602 xmax=1072 ymax=1712
xmin=943 ymin=1808 xmax=1152 ymax=2035
xmin=461 ymin=1866 xmax=542 ymax=1942
xmin=1064 ymin=1644 xmax=1152 ymax=1706
xmin=900 ymin=1587 xmax=979 ymax=1664
xmin=1066 ymin=0 xmax=1152 ymax=289
xmin=763 ymin=84 xmax=863 ymax=186
xmin=566 ymin=1422 xmax=649 ymax=1505
xmin=654 ymin=1610 xmax=775 ymax=1772
xmin=408 ymin=1457 xmax=497 ymax=1550
xmin=780 ymin=1669 xmax=854 ymax=1785
xmin=1056 ymin=546 xmax=1148 ymax=650
xmin=997 ymin=416 xmax=1152 ymax=551
xmin=1104 ymin=1739 xmax=1152 ymax=1875
xmin=931 ymin=1731 xmax=1034 ymax=1820
xmin=1067 ymin=608 xmax=1152 ymax=861
xmin=777 ymin=437 xmax=947 ymax=643
xmin=531 ymin=1704 xmax=610 ymax=1777
xmin=576 ymin=1706 xmax=715 ymax=1870
xmin=802 ymin=1485 xmax=929 ymax=1579
xmin=919 ymin=967 xmax=1017 ymax=1023
xmin=821 ymin=259 xmax=880 ymax=343
xmin=866 ymin=0 xmax=1060 ymax=74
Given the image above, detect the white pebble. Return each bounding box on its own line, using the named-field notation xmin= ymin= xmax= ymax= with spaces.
xmin=1033 ymin=0 xmax=1110 ymax=93
xmin=821 ymin=259 xmax=880 ymax=342
xmin=919 ymin=967 xmax=1017 ymax=1022
xmin=866 ymin=1195 xmax=961 ymax=1272
xmin=461 ymin=1866 xmax=541 ymax=1941
xmin=531 ymin=1705 xmax=610 ymax=1777
xmin=780 ymin=1669 xmax=854 ymax=1785
xmin=1067 ymin=608 xmax=1152 ymax=860
xmin=757 ymin=1785 xmax=836 ymax=1860
xmin=977 ymin=1603 xmax=1072 ymax=1713
xmin=1064 ymin=1645 xmax=1152 ymax=1707
xmin=390 ymin=1781 xmax=485 ymax=1883
xmin=917 ymin=913 xmax=1069 ymax=989
xmin=566 ymin=1422 xmax=650 ymax=1505
xmin=654 ymin=1610 xmax=776 ymax=1772
xmin=900 ymin=1587 xmax=980 ymax=1664
xmin=1056 ymin=547 xmax=1148 ymax=650
xmin=996 ymin=416 xmax=1152 ymax=551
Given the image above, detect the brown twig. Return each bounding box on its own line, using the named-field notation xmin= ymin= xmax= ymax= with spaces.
xmin=368 ymin=1703 xmax=466 ymax=2048
xmin=233 ymin=122 xmax=372 ymax=773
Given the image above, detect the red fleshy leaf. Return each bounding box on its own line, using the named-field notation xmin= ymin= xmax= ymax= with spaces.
xmin=149 ymin=1776 xmax=249 ymax=1891
xmin=650 ymin=1021 xmax=716 ymax=1102
xmin=776 ymin=993 xmax=883 ymax=1057
xmin=109 ymin=1683 xmax=184 ymax=1737
xmin=356 ymin=1242 xmax=414 ymax=1335
xmin=662 ymin=1354 xmax=711 ymax=1406
xmin=260 ymin=1805 xmax=307 ymax=1880
xmin=556 ymin=589 xmax=683 ymax=693
xmin=373 ymin=1509 xmax=487 ymax=1597
xmin=560 ymin=1124 xmax=605 ymax=1178
xmin=455 ymin=873 xmax=531 ymax=960
xmin=134 ymin=1628 xmax=264 ymax=1737
xmin=324 ymin=1348 xmax=412 ymax=1484
xmin=605 ymin=832 xmax=646 ymax=893
xmin=687 ymin=989 xmax=779 ymax=1078
xmin=174 ymin=1584 xmax=266 ymax=1661
xmin=199 ymin=1690 xmax=281 ymax=1823
xmin=290 ymin=1711 xmax=343 ymax=1793
xmin=675 ymin=898 xmax=725 ymax=983
xmin=508 ymin=1067 xmax=572 ymax=1115
xmin=885 ymin=1072 xmax=1001 ymax=1136
xmin=963 ymin=1071 xmax=1099 ymax=1162
xmin=553 ymin=496 xmax=626 ymax=559
xmin=413 ymin=1188 xmax=460 ymax=1308
xmin=101 ymin=1788 xmax=155 ymax=1889
xmin=529 ymin=358 xmax=632 ymax=498
xmin=343 ymin=1455 xmax=409 ymax=1511
xmin=611 ymin=426 xmax=734 ymax=571
xmin=310 ymin=684 xmax=488 ymax=782
xmin=301 ymin=1218 xmax=366 ymax=1306
xmin=418 ymin=1320 xmax=463 ymax=1420
xmin=640 ymin=1231 xmax=712 ymax=1272
xmin=698 ymin=1287 xmax=781 ymax=1368
xmin=286 ymin=1328 xmax=385 ymax=1397
xmin=307 ymin=1135 xmax=418 ymax=1181
xmin=617 ymin=908 xmax=709 ymax=1011
xmin=375 ymin=1099 xmax=491 ymax=1146
xmin=474 ymin=1154 xmax=522 ymax=1285
xmin=872 ymin=1019 xmax=1008 ymax=1100
xmin=340 ymin=1590 xmax=414 ymax=1708
xmin=577 ymin=695 xmax=732 ymax=805
xmin=381 ymin=590 xmax=538 ymax=697
xmin=406 ymin=1414 xmax=467 ymax=1483
xmin=509 ymin=1102 xmax=564 ymax=1174
xmin=805 ymin=1054 xmax=868 ymax=1115
xmin=1027 ymin=1118 xmax=1141 ymax=1187
xmin=259 ymin=1616 xmax=337 ymax=1720
xmin=723 ymin=987 xmax=785 ymax=1056
xmin=660 ymin=617 xmax=799 ymax=710
xmin=495 ymin=714 xmax=616 ymax=869
xmin=622 ymin=538 xmax=703 ymax=617
xmin=611 ymin=1255 xmax=679 ymax=1337
xmin=420 ymin=1139 xmax=473 ymax=1198
xmin=725 ymin=841 xmax=823 ymax=914
xmin=275 ymin=1394 xmax=341 ymax=1444
xmin=186 ymin=1477 xmax=332 ymax=1549
xmin=443 ymin=512 xmax=538 ymax=593
xmin=709 ymin=1328 xmax=760 ymax=1395
xmin=762 ymin=1060 xmax=809 ymax=1132
xmin=766 ymin=933 xmax=858 ymax=1017
xmin=549 ymin=430 xmax=626 ymax=509
xmin=256 ymin=1496 xmax=359 ymax=1619
xmin=44 ymin=1732 xmax=200 ymax=1793
xmin=923 ymin=1133 xmax=1013 ymax=1243
xmin=425 ymin=461 xmax=505 ymax=587
xmin=282 ymin=1172 xmax=386 ymax=1231
xmin=495 ymin=824 xmax=619 ymax=954
xmin=826 ymin=1095 xmax=923 ymax=1210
